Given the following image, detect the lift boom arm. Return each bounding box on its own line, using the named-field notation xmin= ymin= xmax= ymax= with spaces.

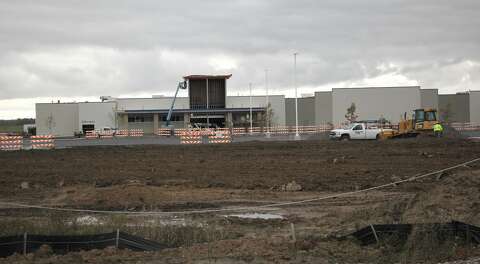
xmin=166 ymin=81 xmax=187 ymax=127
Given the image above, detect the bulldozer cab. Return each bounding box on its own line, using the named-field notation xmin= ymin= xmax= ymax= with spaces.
xmin=413 ymin=108 xmax=437 ymax=131
xmin=397 ymin=108 xmax=438 ymax=136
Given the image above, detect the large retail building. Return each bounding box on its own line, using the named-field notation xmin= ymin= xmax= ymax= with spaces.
xmin=36 ymin=75 xmax=285 ymax=137
xmin=36 ymin=74 xmax=480 ymax=137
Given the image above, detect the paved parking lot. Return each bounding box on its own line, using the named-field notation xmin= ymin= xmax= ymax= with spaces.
xmin=52 ymin=134 xmax=327 ymax=149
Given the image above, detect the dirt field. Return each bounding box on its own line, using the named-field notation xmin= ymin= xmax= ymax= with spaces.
xmin=0 ymin=138 xmax=479 ymax=263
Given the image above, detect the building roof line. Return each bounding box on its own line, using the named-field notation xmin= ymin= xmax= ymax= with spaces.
xmin=119 ymin=107 xmax=265 ymax=114
xmin=183 ymin=74 xmax=232 ymax=80
xmin=227 ymin=95 xmax=285 ymax=97
xmin=332 ymin=86 xmax=422 ymax=90
xmin=115 ymin=97 xmax=179 ymax=100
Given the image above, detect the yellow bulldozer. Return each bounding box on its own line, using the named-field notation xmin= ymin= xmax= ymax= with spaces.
xmin=381 ymin=108 xmax=438 ymax=138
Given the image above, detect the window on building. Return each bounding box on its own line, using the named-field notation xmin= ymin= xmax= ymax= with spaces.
xmin=160 ymin=114 xmax=184 ymax=122
xmin=143 ymin=115 xmax=153 ymax=122
xmin=173 ymin=115 xmax=184 ymax=122
xmin=128 ymin=115 xmax=153 ymax=123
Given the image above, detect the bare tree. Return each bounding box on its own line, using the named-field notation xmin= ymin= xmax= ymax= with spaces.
xmin=258 ymin=103 xmax=275 ymax=128
xmin=345 ymin=103 xmax=359 ymax=123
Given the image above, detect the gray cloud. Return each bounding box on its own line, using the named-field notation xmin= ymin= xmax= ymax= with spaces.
xmin=1 ymin=0 xmax=480 ymax=111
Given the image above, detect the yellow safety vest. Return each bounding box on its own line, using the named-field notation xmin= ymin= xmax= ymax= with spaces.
xmin=433 ymin=124 xmax=443 ymax=132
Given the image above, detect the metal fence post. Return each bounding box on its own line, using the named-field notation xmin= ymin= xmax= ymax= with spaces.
xmin=290 ymin=223 xmax=297 ymax=243
xmin=115 ymin=229 xmax=120 ymax=249
xmin=23 ymin=232 xmax=27 ymax=256
xmin=370 ymin=224 xmax=380 ymax=244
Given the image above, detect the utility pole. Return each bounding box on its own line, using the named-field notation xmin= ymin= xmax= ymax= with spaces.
xmin=206 ymin=78 xmax=209 ymax=128
xmin=294 ymin=52 xmax=301 ymax=140
xmin=249 ymin=83 xmax=253 ymax=135
xmin=265 ymin=69 xmax=271 ymax=138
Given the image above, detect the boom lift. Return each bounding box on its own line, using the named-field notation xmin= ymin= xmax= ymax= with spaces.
xmin=164 ymin=81 xmax=187 ymax=133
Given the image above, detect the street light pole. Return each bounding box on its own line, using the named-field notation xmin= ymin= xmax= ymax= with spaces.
xmin=265 ymin=69 xmax=271 ymax=138
xmin=249 ymin=83 xmax=253 ymax=135
xmin=294 ymin=52 xmax=301 ymax=140
xmin=206 ymin=78 xmax=210 ymax=129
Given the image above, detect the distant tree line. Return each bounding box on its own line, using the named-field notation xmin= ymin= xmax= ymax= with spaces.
xmin=0 ymin=118 xmax=35 ymax=126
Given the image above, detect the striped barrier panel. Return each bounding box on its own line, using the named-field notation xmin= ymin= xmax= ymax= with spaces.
xmin=0 ymin=144 xmax=23 ymax=151
xmin=187 ymin=130 xmax=203 ymax=137
xmin=251 ymin=127 xmax=263 ymax=134
xmin=32 ymin=144 xmax=55 ymax=150
xmin=157 ymin=128 xmax=172 ymax=136
xmin=0 ymin=136 xmax=23 ymax=140
xmin=31 ymin=135 xmax=54 ymax=139
xmin=450 ymin=123 xmax=480 ymax=131
xmin=31 ymin=135 xmax=55 ymax=150
xmin=99 ymin=131 xmax=114 ymax=139
xmin=233 ymin=127 xmax=262 ymax=135
xmin=115 ymin=129 xmax=129 ymax=137
xmin=174 ymin=129 xmax=187 ymax=136
xmin=230 ymin=125 xmax=336 ymax=136
xmin=208 ymin=130 xmax=232 ymax=144
xmin=317 ymin=124 xmax=333 ymax=132
xmin=0 ymin=136 xmax=23 ymax=151
xmin=299 ymin=126 xmax=318 ymax=134
xmin=180 ymin=136 xmax=202 ymax=144
xmin=180 ymin=131 xmax=202 ymax=144
xmin=129 ymin=129 xmax=144 ymax=137
xmin=216 ymin=128 xmax=231 ymax=134
xmin=201 ymin=129 xmax=215 ymax=136
xmin=270 ymin=127 xmax=289 ymax=135
xmin=85 ymin=130 xmax=98 ymax=139
xmin=232 ymin=128 xmax=247 ymax=136
xmin=178 ymin=129 xmax=213 ymax=136
xmin=179 ymin=129 xmax=218 ymax=144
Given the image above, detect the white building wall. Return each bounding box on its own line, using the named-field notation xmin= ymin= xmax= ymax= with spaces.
xmin=226 ymin=95 xmax=286 ymax=126
xmin=314 ymin=91 xmax=333 ymax=125
xmin=78 ymin=102 xmax=116 ymax=130
xmin=470 ymin=91 xmax=480 ymax=123
xmin=35 ymin=103 xmax=79 ymax=137
xmin=116 ymin=98 xmax=189 ymax=111
xmin=332 ymin=87 xmax=421 ymax=125
xmin=420 ymin=89 xmax=439 ymax=110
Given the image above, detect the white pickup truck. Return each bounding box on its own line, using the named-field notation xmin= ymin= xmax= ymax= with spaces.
xmin=329 ymin=123 xmax=388 ymax=140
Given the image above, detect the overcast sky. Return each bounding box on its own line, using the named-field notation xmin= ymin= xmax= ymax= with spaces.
xmin=1 ymin=0 xmax=480 ymax=118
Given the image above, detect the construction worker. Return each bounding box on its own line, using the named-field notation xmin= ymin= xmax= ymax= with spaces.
xmin=433 ymin=122 xmax=444 ymax=138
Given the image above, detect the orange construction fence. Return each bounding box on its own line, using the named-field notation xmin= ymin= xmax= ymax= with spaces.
xmin=450 ymin=123 xmax=480 ymax=131
xmin=85 ymin=130 xmax=98 ymax=139
xmin=180 ymin=130 xmax=202 ymax=144
xmin=208 ymin=129 xmax=232 ymax=144
xmin=0 ymin=136 xmax=23 ymax=151
xmin=156 ymin=128 xmax=172 ymax=136
xmin=31 ymin=135 xmax=55 ymax=150
xmin=115 ymin=129 xmax=129 ymax=137
xmin=129 ymin=129 xmax=144 ymax=137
